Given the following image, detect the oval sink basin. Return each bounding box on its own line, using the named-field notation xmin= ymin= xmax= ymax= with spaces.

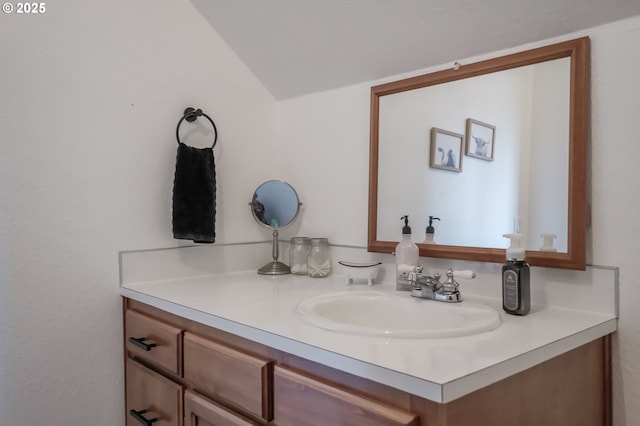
xmin=296 ymin=291 xmax=501 ymax=338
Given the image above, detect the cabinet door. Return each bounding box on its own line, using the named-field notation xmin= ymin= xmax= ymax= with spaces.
xmin=184 ymin=390 xmax=260 ymax=426
xmin=183 ymin=332 xmax=273 ymax=422
xmin=274 ymin=366 xmax=418 ymax=426
xmin=126 ymin=358 xmax=183 ymax=426
xmin=126 ymin=309 xmax=183 ymax=376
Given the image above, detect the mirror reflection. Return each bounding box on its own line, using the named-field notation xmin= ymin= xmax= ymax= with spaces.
xmin=368 ymin=37 xmax=589 ymax=270
xmin=252 ymin=180 xmax=300 ymax=228
xmin=250 ymin=180 xmax=301 ymax=275
xmin=377 ymin=58 xmax=570 ymax=252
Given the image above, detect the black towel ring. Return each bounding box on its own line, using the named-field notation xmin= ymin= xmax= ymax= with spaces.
xmin=176 ymin=107 xmax=218 ymax=149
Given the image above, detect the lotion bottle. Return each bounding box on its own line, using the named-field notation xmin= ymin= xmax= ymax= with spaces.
xmin=502 ymin=233 xmax=530 ymax=315
xmin=395 ymin=215 xmax=419 ymax=291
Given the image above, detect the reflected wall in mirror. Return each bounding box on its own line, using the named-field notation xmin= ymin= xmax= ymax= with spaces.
xmin=250 ymin=180 xmax=302 ymax=275
xmin=368 ymin=37 xmax=589 ymax=270
xmin=379 ymin=58 xmax=570 ymax=250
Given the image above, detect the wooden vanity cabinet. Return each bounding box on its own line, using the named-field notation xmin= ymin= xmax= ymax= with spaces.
xmin=183 ymin=332 xmax=273 ymax=422
xmin=124 ymin=298 xmax=420 ymax=425
xmin=125 ymin=309 xmax=183 ymax=377
xmin=184 ymin=390 xmax=260 ymax=426
xmin=126 ymin=358 xmax=183 ymax=426
xmin=274 ymin=365 xmax=419 ymax=426
xmin=123 ymin=298 xmax=611 ymax=426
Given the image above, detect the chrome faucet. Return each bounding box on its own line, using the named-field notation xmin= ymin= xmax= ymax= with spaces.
xmin=408 ymin=267 xmax=476 ymax=303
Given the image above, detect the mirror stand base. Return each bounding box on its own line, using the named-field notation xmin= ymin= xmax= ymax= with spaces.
xmin=258 ymin=261 xmax=291 ymax=275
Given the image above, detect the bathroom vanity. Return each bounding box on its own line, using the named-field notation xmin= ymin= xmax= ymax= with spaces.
xmin=120 ymin=36 xmax=603 ymax=426
xmin=120 ymin=245 xmax=616 ymax=426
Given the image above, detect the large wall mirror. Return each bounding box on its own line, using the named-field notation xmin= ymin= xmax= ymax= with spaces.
xmin=368 ymin=37 xmax=589 ymax=270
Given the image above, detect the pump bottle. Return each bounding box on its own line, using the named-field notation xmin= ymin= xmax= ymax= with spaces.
xmin=395 ymin=215 xmax=419 ymax=291
xmin=502 ymin=233 xmax=530 ymax=315
xmin=423 ymin=216 xmax=440 ymax=244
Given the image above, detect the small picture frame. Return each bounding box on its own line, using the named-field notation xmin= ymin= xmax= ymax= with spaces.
xmin=465 ymin=118 xmax=496 ymax=161
xmin=429 ymin=128 xmax=464 ymax=172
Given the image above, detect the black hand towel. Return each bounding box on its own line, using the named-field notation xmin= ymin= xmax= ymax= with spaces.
xmin=172 ymin=142 xmax=216 ymax=243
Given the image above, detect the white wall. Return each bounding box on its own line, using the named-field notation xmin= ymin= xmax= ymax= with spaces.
xmin=279 ymin=15 xmax=640 ymax=424
xmin=589 ymin=15 xmax=640 ymax=425
xmin=0 ymin=0 xmax=278 ymax=424
xmin=2 ymin=2 xmax=640 ymax=425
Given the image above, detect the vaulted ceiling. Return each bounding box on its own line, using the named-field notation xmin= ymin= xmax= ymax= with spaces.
xmin=191 ymin=0 xmax=640 ymax=99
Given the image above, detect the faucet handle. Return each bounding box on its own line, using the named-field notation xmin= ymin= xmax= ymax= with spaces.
xmin=451 ymin=270 xmax=476 ymax=280
xmin=406 ymin=266 xmax=424 ymax=285
xmin=442 ymin=269 xmax=476 ymax=293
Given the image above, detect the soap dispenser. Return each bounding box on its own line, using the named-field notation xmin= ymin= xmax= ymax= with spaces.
xmin=423 ymin=216 xmax=440 ymax=244
xmin=539 ymin=233 xmax=558 ymax=252
xmin=395 ymin=215 xmax=419 ymax=291
xmin=502 ymin=233 xmax=530 ymax=316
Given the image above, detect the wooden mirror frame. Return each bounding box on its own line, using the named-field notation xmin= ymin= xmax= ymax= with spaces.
xmin=368 ymin=37 xmax=589 ymax=270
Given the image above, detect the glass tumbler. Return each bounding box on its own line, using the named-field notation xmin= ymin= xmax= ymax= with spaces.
xmin=289 ymin=237 xmax=311 ymax=275
xmin=308 ymin=238 xmax=331 ymax=278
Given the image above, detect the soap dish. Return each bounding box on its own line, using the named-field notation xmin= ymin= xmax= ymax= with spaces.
xmin=338 ymin=261 xmax=382 ymax=286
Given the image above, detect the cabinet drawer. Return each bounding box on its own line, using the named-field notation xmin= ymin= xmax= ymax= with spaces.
xmin=183 ymin=332 xmax=273 ymax=422
xmin=184 ymin=390 xmax=260 ymax=426
xmin=274 ymin=365 xmax=419 ymax=426
xmin=125 ymin=309 xmax=183 ymax=376
xmin=126 ymin=358 xmax=183 ymax=426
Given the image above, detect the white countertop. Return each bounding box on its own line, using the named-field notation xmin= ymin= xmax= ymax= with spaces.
xmin=120 ymin=269 xmax=617 ymax=403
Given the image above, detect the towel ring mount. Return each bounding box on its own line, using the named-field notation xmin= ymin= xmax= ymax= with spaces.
xmin=176 ymin=107 xmax=218 ymax=149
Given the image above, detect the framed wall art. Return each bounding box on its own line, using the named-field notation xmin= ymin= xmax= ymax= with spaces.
xmin=429 ymin=128 xmax=464 ymax=172
xmin=465 ymin=118 xmax=496 ymax=161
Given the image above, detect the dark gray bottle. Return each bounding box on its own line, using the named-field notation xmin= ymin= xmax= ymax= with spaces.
xmin=502 ymin=234 xmax=530 ymax=316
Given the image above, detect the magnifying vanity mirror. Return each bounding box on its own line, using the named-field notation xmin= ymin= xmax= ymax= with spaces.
xmin=368 ymin=37 xmax=589 ymax=270
xmin=250 ymin=180 xmax=302 ymax=275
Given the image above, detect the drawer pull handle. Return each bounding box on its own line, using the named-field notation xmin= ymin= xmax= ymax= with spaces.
xmin=128 ymin=337 xmax=157 ymax=351
xmin=129 ymin=409 xmax=158 ymax=425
